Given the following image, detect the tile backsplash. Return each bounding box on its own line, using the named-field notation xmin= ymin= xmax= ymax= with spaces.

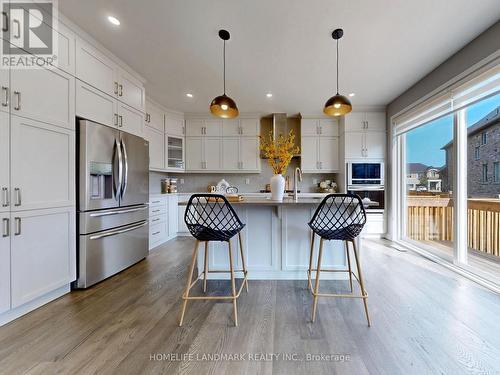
xmin=149 ymin=159 xmax=341 ymax=194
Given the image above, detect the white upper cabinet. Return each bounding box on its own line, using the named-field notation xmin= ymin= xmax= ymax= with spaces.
xmin=344 ymin=132 xmax=365 ymax=159
xmin=10 ymin=117 xmax=75 ymax=211
xmin=204 ymin=119 xmax=222 ymax=136
xmin=118 ymin=68 xmax=145 ymax=112
xmin=222 ymin=119 xmax=240 ymax=136
xmin=145 ymin=100 xmax=164 ymax=132
xmin=222 ymin=118 xmax=259 ymax=136
xmin=76 ymin=38 xmax=116 ymax=97
xmin=144 ymin=126 xmax=164 ymax=169
xmin=300 ymin=136 xmax=318 ymax=171
xmin=344 ymin=111 xmax=386 ymax=132
xmin=165 ymin=115 xmax=184 ymax=136
xmin=185 ymin=137 xmax=203 ymax=170
xmin=76 ymin=80 xmax=116 ymax=127
xmin=240 ymin=137 xmax=260 ymax=171
xmin=0 ymin=211 xmax=9 ymax=314
xmin=49 ymin=22 xmax=76 ymax=75
xmin=186 ymin=119 xmax=222 ymax=136
xmin=117 ymin=101 xmax=143 ymax=137
xmin=204 ymin=137 xmax=222 ymax=169
xmin=76 ymin=38 xmax=145 ymax=112
xmin=185 ymin=119 xmax=204 ymax=136
xmin=301 ymin=118 xmax=338 ymax=136
xmin=222 ymin=137 xmax=240 ymax=170
xmin=10 ymin=67 xmax=75 ymax=130
xmin=0 ymin=69 xmax=8 ymax=114
xmin=301 ymin=136 xmax=339 ymax=173
xmin=10 ymin=207 xmax=75 ymax=308
xmin=0 ymin=112 xmax=9 ymax=213
xmin=364 ymin=131 xmax=386 ymax=159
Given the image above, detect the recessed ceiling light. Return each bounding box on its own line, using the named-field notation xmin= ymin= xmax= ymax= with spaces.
xmin=186 ymin=93 xmax=193 ymax=98
xmin=107 ymin=16 xmax=120 ymax=26
xmin=348 ymin=93 xmax=355 ymax=97
xmin=266 ymin=93 xmax=273 ymax=98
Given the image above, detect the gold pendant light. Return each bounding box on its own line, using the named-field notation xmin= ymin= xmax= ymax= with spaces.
xmin=324 ymin=28 xmax=352 ymax=117
xmin=210 ymin=29 xmax=239 ymax=118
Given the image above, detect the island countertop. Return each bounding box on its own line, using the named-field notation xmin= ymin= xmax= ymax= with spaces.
xmin=178 ymin=196 xmax=325 ymax=206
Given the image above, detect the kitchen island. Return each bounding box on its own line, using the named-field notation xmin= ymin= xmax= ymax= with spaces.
xmin=179 ymin=196 xmax=356 ymax=280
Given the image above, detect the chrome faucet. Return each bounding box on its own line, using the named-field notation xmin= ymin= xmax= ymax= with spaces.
xmin=293 ymin=167 xmax=302 ymax=202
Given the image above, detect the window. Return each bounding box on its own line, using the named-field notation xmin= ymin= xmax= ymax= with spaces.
xmin=481 ymin=131 xmax=487 ymax=145
xmin=482 ymin=164 xmax=488 ymax=183
xmin=494 ymin=162 xmax=500 ymax=183
xmin=474 ymin=146 xmax=480 ymax=160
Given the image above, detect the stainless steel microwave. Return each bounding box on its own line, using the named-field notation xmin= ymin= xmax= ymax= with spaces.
xmin=347 ymin=162 xmax=384 ymax=190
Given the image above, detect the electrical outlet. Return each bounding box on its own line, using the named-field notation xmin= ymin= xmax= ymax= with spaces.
xmin=313 ymin=178 xmax=318 ymax=185
xmin=180 ymin=179 xmax=184 ymax=184
xmin=245 ymin=178 xmax=250 ymax=185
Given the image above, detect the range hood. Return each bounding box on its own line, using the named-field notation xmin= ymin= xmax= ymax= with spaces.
xmin=260 ymin=113 xmax=301 ymax=158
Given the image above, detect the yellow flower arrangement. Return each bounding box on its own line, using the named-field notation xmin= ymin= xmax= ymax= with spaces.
xmin=260 ymin=130 xmax=300 ymax=175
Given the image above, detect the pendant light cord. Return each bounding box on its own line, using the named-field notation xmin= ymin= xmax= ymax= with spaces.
xmin=336 ymin=38 xmax=339 ymax=94
xmin=223 ymin=39 xmax=226 ymax=95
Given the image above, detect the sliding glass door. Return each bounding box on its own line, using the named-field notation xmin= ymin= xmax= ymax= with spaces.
xmin=395 ymin=81 xmax=499 ymax=285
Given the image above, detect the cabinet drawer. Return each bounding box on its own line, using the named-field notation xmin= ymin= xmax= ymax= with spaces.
xmin=149 ymin=221 xmax=168 ymax=248
xmin=149 ymin=205 xmax=166 ymax=217
xmin=149 ymin=197 xmax=167 ymax=207
xmin=149 ymin=215 xmax=166 ymax=225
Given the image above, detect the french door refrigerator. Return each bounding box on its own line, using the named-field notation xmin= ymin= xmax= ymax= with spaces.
xmin=76 ymin=119 xmax=149 ymax=288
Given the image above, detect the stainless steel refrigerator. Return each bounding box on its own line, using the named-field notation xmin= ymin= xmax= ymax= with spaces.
xmin=76 ymin=119 xmax=149 ymax=288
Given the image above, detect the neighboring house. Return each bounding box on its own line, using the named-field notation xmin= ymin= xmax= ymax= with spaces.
xmin=407 ymin=163 xmax=442 ymax=192
xmin=442 ymin=106 xmax=500 ymax=198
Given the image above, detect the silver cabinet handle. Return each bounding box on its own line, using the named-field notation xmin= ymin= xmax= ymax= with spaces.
xmin=152 ymin=231 xmax=160 ymax=236
xmin=1 ymin=187 xmax=8 ymax=207
xmin=89 ymin=221 xmax=147 ymax=240
xmin=114 ymin=113 xmax=119 ymax=127
xmin=319 ymin=161 xmax=323 ymax=169
xmin=114 ymin=81 xmax=119 ymax=95
xmin=13 ymin=19 xmax=20 ymax=39
xmin=13 ymin=91 xmax=20 ymax=110
xmin=14 ymin=187 xmax=21 ymax=206
xmin=2 ymin=218 xmax=8 ymax=237
xmin=1 ymin=86 xmax=8 ymax=107
xmin=14 ymin=217 xmax=21 ymax=236
xmin=2 ymin=12 xmax=8 ymax=32
xmin=119 ymin=115 xmax=123 ymax=127
xmin=152 ymin=218 xmax=160 ymax=222
xmin=121 ymin=140 xmax=128 ymax=199
xmin=319 ymin=126 xmax=322 ymax=135
xmin=119 ymin=84 xmax=123 ymax=97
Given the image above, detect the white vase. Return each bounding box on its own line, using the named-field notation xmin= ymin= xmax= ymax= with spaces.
xmin=270 ymin=174 xmax=286 ymax=201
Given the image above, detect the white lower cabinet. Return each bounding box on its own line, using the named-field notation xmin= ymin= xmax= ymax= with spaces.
xmin=0 ymin=213 xmax=10 ymax=314
xmin=10 ymin=207 xmax=76 ymax=308
xmin=361 ymin=212 xmax=385 ymax=237
xmin=148 ymin=195 xmax=179 ymax=250
xmin=10 ymin=116 xmax=75 ymax=211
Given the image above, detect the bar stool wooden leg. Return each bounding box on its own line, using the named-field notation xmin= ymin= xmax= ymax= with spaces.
xmin=351 ymin=239 xmax=371 ymax=327
xmin=203 ymin=241 xmax=209 ymax=293
xmin=345 ymin=240 xmax=353 ymax=292
xmin=311 ymin=237 xmax=324 ymax=323
xmin=228 ymin=239 xmax=238 ymax=326
xmin=179 ymin=240 xmax=199 ymax=327
xmin=238 ymin=232 xmax=249 ymax=292
xmin=308 ymin=231 xmax=315 ymax=292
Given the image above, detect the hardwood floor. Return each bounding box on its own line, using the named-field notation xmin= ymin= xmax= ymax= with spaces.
xmin=1 ymin=237 xmax=499 ymax=374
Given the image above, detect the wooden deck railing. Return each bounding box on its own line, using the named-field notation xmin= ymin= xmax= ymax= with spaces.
xmin=406 ymin=197 xmax=500 ymax=258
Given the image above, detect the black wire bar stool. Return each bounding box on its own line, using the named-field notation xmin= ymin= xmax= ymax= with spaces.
xmin=307 ymin=194 xmax=371 ymax=325
xmin=179 ymin=194 xmax=248 ymax=327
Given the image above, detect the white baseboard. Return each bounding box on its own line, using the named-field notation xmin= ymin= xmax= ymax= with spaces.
xmin=0 ymin=284 xmax=70 ymax=327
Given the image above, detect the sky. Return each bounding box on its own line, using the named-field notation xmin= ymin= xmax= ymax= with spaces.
xmin=406 ymin=93 xmax=500 ymax=167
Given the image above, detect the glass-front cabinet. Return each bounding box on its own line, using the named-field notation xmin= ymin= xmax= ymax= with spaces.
xmin=166 ymin=135 xmax=184 ymax=170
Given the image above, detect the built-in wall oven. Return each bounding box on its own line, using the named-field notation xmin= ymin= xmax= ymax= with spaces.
xmin=347 ymin=162 xmax=385 ymax=210
xmin=347 ymin=162 xmax=384 ymax=190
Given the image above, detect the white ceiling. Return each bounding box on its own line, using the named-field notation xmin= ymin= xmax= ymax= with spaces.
xmin=59 ymin=0 xmax=500 ymax=114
